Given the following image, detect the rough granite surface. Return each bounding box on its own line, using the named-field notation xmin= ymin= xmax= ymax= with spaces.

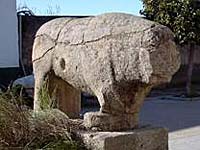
xmin=32 ymin=13 xmax=180 ymax=131
xmin=77 ymin=127 xmax=168 ymax=150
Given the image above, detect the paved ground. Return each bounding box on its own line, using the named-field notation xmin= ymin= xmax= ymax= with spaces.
xmin=82 ymin=87 xmax=200 ymax=150
xmin=140 ymin=97 xmax=200 ymax=150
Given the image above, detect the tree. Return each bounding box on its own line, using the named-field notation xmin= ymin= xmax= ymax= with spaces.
xmin=140 ymin=0 xmax=200 ymax=96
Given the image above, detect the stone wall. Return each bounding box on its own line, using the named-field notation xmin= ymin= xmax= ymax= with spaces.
xmin=20 ymin=16 xmax=60 ymax=74
xmin=180 ymin=45 xmax=200 ymax=65
xmin=170 ymin=45 xmax=200 ymax=86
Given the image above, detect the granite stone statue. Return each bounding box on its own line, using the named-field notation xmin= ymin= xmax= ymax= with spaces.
xmin=32 ymin=13 xmax=180 ymax=131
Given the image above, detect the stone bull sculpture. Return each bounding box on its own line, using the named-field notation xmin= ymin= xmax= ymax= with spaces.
xmin=32 ymin=13 xmax=180 ymax=131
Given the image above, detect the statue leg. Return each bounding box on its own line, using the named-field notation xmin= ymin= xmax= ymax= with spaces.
xmin=33 ymin=51 xmax=53 ymax=111
xmin=84 ymin=84 xmax=152 ymax=131
xmin=33 ymin=71 xmax=46 ymax=111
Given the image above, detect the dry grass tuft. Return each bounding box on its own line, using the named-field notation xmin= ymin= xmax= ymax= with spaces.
xmin=0 ymin=86 xmax=85 ymax=150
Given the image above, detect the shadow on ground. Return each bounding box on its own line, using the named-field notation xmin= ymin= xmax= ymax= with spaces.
xmin=82 ymin=87 xmax=200 ymax=132
xmin=140 ymin=99 xmax=200 ymax=132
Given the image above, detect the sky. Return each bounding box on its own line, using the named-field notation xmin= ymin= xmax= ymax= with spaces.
xmin=17 ymin=0 xmax=143 ymax=16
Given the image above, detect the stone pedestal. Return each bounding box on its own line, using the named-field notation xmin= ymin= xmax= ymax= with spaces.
xmin=84 ymin=112 xmax=139 ymax=131
xmin=49 ymin=73 xmax=81 ymax=119
xmin=77 ymin=127 xmax=168 ymax=150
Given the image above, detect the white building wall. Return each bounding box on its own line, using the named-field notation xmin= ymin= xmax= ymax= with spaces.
xmin=0 ymin=0 xmax=19 ymax=68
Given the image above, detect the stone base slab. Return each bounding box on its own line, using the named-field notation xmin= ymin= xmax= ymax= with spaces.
xmin=77 ymin=127 xmax=168 ymax=150
xmin=84 ymin=112 xmax=138 ymax=131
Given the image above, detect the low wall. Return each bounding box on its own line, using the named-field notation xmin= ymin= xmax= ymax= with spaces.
xmin=180 ymin=45 xmax=200 ymax=65
xmin=170 ymin=45 xmax=200 ymax=86
xmin=20 ymin=16 xmax=61 ymax=74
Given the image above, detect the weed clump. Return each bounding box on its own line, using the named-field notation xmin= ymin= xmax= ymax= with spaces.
xmin=0 ymin=86 xmax=83 ymax=150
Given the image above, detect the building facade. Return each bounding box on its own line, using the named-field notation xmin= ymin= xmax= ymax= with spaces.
xmin=0 ymin=0 xmax=19 ymax=86
xmin=0 ymin=0 xmax=19 ymax=68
